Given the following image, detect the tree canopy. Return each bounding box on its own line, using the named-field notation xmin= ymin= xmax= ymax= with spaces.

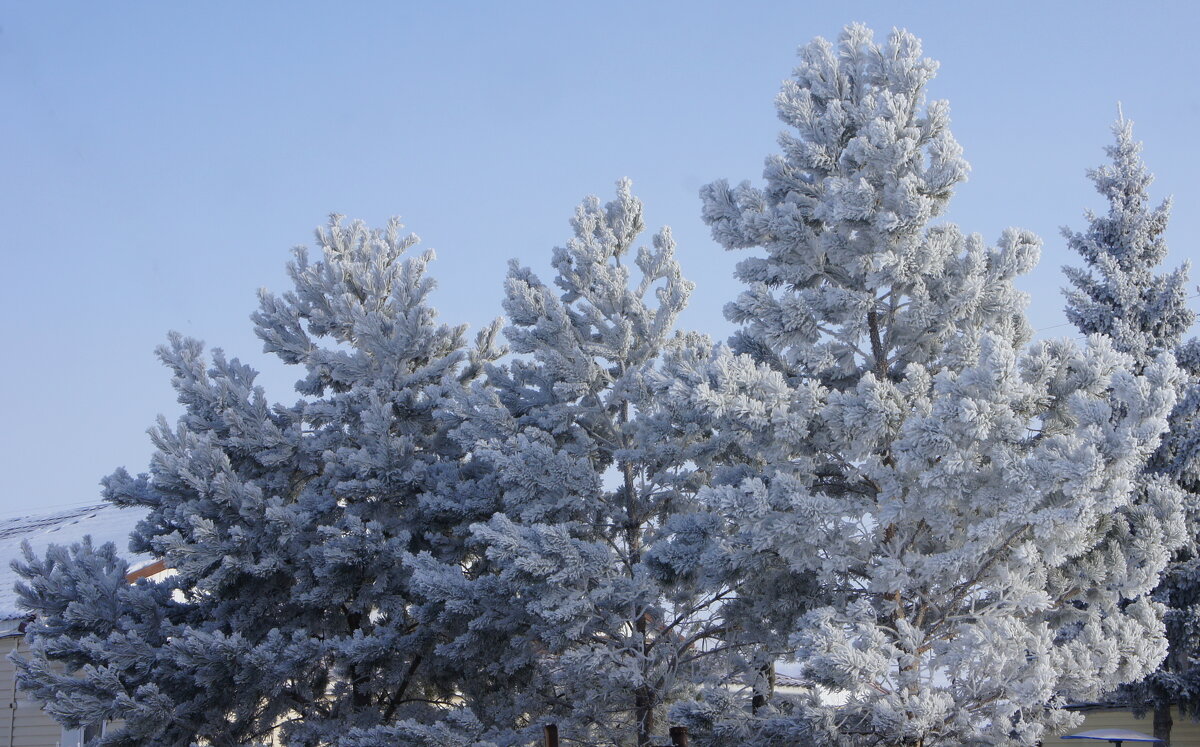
xmin=13 ymin=23 xmax=1196 ymax=747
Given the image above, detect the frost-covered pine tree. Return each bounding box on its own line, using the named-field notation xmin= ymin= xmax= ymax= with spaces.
xmin=13 ymin=217 xmax=506 ymax=746
xmin=1063 ymin=115 xmax=1200 ymax=745
xmin=684 ymin=24 xmax=1186 ymax=745
xmin=411 ymin=181 xmax=734 ymax=747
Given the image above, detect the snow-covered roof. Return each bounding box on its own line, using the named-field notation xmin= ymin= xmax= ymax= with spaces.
xmin=0 ymin=502 xmax=151 ymax=630
xmin=775 ymin=673 xmax=809 ymax=690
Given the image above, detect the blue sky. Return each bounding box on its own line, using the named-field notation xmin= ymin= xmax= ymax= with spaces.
xmin=2 ymin=2 xmax=1198 ymax=516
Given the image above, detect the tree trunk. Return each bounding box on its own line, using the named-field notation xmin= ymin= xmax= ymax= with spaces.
xmin=621 ymin=399 xmax=654 ymax=747
xmin=635 ymin=683 xmax=654 ymax=747
xmin=1155 ymin=703 xmax=1173 ymax=746
xmin=751 ymin=661 xmax=775 ymax=714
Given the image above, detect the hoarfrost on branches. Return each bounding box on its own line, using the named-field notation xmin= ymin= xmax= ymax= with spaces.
xmin=1063 ymin=114 xmax=1200 ymax=744
xmin=9 ymin=22 xmax=1192 ymax=747
xmin=412 ymin=180 xmax=738 ymax=747
xmin=682 ymin=23 xmax=1186 ymax=746
xmin=14 ymin=217 xmax=506 ymax=745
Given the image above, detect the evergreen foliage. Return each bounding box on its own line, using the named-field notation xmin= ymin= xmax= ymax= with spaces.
xmin=14 ymin=217 xmax=504 ymax=745
xmin=684 ymin=24 xmax=1186 ymax=745
xmin=10 ymin=23 xmax=1195 ymax=747
xmin=412 ymin=181 xmax=733 ymax=747
xmin=1063 ymin=115 xmax=1200 ymax=744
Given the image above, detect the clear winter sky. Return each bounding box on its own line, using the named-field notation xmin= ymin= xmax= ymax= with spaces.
xmin=3 ymin=2 xmax=1199 ymax=518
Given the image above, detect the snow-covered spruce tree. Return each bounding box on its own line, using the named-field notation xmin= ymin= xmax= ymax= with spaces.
xmin=681 ymin=24 xmax=1186 ymax=745
xmin=13 ymin=217 xmax=506 ymax=746
xmin=410 ymin=180 xmax=733 ymax=747
xmin=1063 ymin=115 xmax=1200 ymax=745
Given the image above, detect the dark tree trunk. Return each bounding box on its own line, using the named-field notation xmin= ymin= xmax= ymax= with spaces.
xmin=751 ymin=662 xmax=775 ymax=714
xmin=635 ymin=683 xmax=654 ymax=747
xmin=1155 ymin=703 xmax=1173 ymax=746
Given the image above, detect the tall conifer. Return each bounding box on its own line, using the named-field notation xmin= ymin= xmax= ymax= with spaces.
xmin=413 ymin=181 xmax=734 ymax=747
xmin=15 ymin=218 xmax=504 ymax=745
xmin=1063 ymin=115 xmax=1200 ymax=745
xmin=688 ymin=25 xmax=1186 ymax=744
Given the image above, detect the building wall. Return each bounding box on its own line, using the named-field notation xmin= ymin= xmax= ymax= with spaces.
xmin=0 ymin=634 xmax=66 ymax=747
xmin=1042 ymin=706 xmax=1200 ymax=746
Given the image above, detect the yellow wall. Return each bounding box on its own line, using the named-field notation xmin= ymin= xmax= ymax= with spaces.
xmin=0 ymin=634 xmax=65 ymax=747
xmin=1043 ymin=706 xmax=1200 ymax=746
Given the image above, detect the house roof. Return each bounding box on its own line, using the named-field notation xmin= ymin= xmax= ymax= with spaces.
xmin=0 ymin=502 xmax=151 ymax=630
xmin=775 ymin=673 xmax=809 ymax=690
